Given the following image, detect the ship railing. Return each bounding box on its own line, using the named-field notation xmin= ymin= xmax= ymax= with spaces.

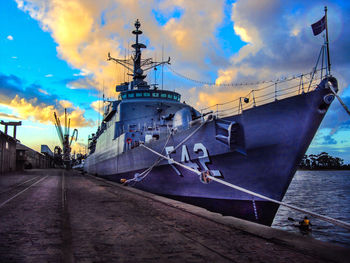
xmin=200 ymin=69 xmax=326 ymax=118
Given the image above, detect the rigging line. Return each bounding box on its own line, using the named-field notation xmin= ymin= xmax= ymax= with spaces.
xmin=127 ymin=117 xmax=211 ymax=184
xmin=329 ymin=85 xmax=350 ymax=116
xmin=167 ymin=64 xmax=325 ymax=88
xmin=140 ymin=144 xmax=350 ymax=231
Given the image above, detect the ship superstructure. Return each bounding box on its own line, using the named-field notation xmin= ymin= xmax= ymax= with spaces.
xmin=84 ymin=20 xmax=338 ymax=225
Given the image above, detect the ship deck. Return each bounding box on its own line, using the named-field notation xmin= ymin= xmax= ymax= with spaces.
xmin=0 ymin=169 xmax=348 ymax=262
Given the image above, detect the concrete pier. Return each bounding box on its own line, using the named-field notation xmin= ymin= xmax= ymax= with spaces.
xmin=0 ymin=169 xmax=349 ymax=262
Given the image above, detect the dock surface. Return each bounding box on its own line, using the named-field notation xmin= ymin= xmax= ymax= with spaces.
xmin=0 ymin=169 xmax=348 ymax=262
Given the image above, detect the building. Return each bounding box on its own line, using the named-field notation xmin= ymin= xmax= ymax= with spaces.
xmin=16 ymin=143 xmax=53 ymax=170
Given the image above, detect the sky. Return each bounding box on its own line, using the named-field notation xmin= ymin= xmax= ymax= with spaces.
xmin=0 ymin=0 xmax=349 ymax=162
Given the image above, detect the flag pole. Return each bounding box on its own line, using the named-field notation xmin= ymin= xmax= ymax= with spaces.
xmin=325 ymin=6 xmax=331 ymax=75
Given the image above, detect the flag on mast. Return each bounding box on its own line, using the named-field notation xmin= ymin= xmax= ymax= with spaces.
xmin=311 ymin=15 xmax=326 ymax=36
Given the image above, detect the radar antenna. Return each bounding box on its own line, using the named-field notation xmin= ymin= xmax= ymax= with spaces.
xmin=108 ymin=19 xmax=170 ymax=91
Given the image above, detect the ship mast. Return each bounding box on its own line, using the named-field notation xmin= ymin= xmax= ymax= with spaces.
xmin=108 ymin=19 xmax=170 ymax=91
xmin=131 ymin=19 xmax=146 ymax=86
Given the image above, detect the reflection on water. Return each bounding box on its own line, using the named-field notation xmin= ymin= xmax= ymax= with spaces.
xmin=272 ymin=170 xmax=350 ymax=247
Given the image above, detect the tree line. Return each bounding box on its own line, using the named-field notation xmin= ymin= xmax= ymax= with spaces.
xmin=299 ymin=152 xmax=350 ymax=170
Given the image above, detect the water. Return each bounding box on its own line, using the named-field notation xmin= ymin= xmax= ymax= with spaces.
xmin=272 ymin=170 xmax=350 ymax=247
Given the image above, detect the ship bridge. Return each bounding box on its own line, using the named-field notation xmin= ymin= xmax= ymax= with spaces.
xmin=118 ymin=90 xmax=181 ymax=102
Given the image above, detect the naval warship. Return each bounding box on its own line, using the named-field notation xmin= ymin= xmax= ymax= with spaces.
xmin=84 ymin=19 xmax=338 ymax=225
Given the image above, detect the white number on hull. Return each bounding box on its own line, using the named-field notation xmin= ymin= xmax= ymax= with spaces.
xmin=194 ymin=143 xmax=222 ymax=178
xmin=165 ymin=146 xmax=182 ymax=176
xmin=165 ymin=143 xmax=222 ymax=179
xmin=181 ymin=145 xmax=200 ymax=170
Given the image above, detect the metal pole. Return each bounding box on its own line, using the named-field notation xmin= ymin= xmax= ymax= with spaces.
xmin=274 ymin=82 xmax=277 ymax=101
xmin=321 ymin=40 xmax=325 ymax=79
xmin=162 ymin=45 xmax=164 ymax=90
xmin=252 ymin=90 xmax=256 ymax=107
xmin=299 ymin=74 xmax=305 ymax=94
xmin=64 ymin=108 xmax=67 ymax=136
xmin=238 ymin=98 xmax=242 ymax=114
xmin=325 ymin=6 xmax=331 ymax=75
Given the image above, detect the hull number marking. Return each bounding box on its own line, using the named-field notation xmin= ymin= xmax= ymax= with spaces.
xmin=165 ymin=143 xmax=222 ymax=180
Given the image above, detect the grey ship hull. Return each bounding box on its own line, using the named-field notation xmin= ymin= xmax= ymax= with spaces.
xmin=85 ymin=88 xmax=332 ymax=225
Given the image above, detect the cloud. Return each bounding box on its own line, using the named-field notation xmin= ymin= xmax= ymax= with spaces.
xmin=45 ymin=74 xmax=53 ymax=77
xmin=15 ymin=0 xmax=226 ymax=96
xmin=7 ymin=35 xmax=14 ymax=40
xmin=9 ymin=95 xmax=93 ymax=128
xmin=322 ymin=135 xmax=337 ymax=145
xmin=9 ymin=95 xmax=56 ymax=123
xmin=38 ymin=88 xmax=49 ymax=95
xmin=0 ymin=73 xmax=58 ymax=105
xmin=216 ymin=0 xmax=350 ymax=88
xmin=73 ymin=69 xmax=91 ymax=76
xmin=66 ymin=77 xmax=98 ymax=90
xmin=184 ymin=84 xmax=253 ymax=112
xmin=0 ymin=112 xmax=23 ymax=120
xmin=59 ymin=100 xmax=73 ymax=109
xmin=0 ymin=73 xmax=93 ymax=128
xmin=90 ymin=100 xmax=105 ymax=115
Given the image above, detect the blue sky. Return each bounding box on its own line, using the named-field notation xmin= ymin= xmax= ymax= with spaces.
xmin=0 ymin=0 xmax=349 ymax=162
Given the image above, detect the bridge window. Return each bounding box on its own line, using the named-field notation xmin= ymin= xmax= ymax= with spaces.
xmin=120 ymin=91 xmax=180 ymax=101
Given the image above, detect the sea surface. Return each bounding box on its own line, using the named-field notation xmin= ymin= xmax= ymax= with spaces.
xmin=272 ymin=170 xmax=350 ymax=247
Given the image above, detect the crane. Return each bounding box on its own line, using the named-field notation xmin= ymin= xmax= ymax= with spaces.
xmin=53 ymin=108 xmax=78 ymax=169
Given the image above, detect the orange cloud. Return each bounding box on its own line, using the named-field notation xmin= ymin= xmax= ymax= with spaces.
xmin=196 ymin=89 xmax=251 ymax=112
xmin=9 ymin=95 xmax=93 ymax=128
xmin=15 ymin=0 xmax=225 ymax=97
xmin=59 ymin=100 xmax=73 ymax=109
xmin=90 ymin=100 xmax=105 ymax=116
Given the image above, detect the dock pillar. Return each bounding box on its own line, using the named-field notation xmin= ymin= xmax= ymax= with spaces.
xmin=0 ymin=121 xmax=22 ymax=139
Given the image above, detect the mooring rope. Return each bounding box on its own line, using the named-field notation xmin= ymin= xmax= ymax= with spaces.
xmin=140 ymin=143 xmax=350 ymax=231
xmin=125 ymin=130 xmax=174 ymax=184
xmin=329 ymin=84 xmax=350 ymax=116
xmin=126 ymin=116 xmax=211 ymax=184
